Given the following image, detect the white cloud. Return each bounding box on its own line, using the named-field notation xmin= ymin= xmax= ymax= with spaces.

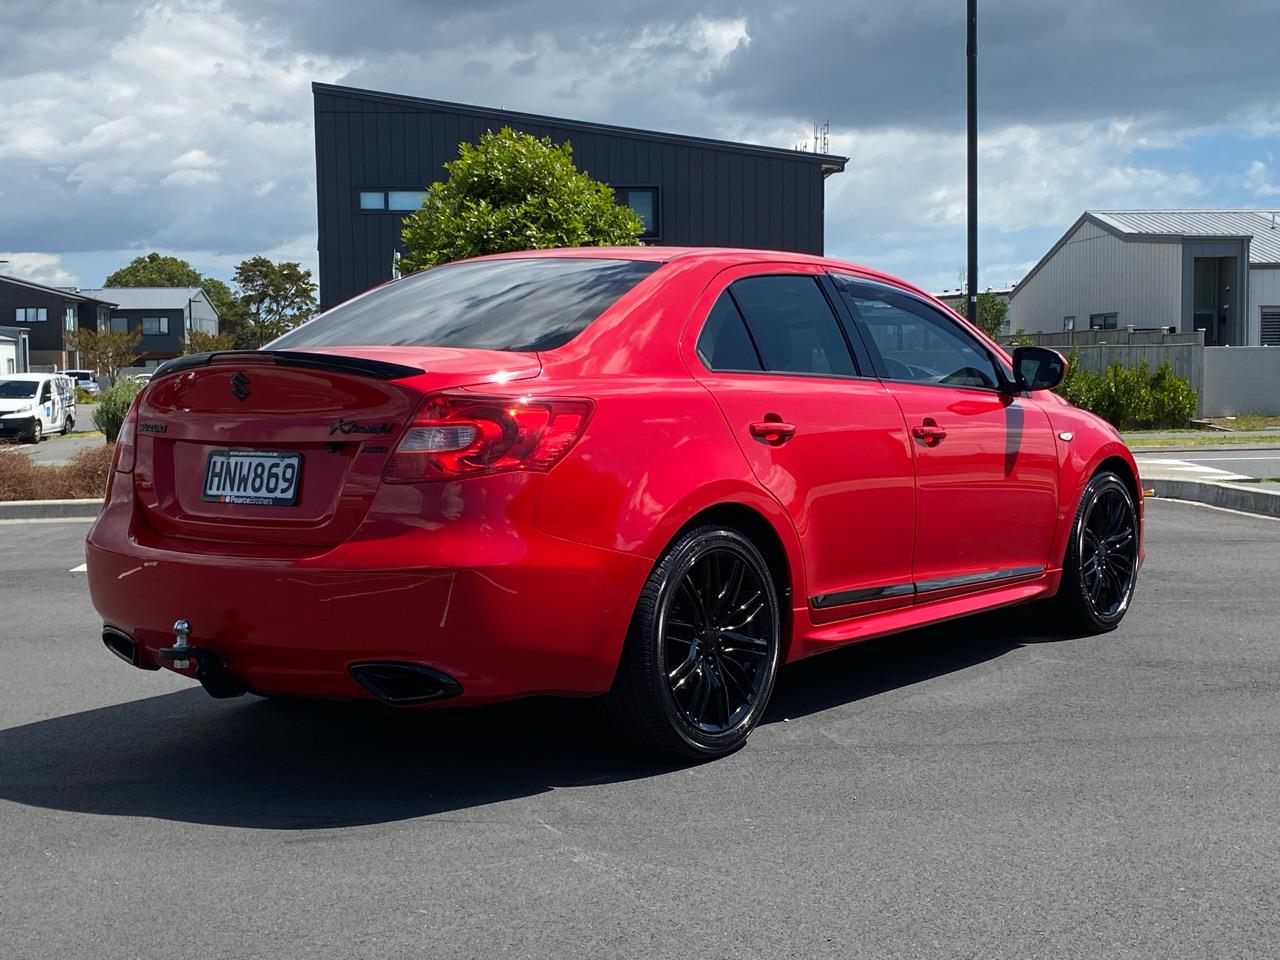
xmin=0 ymin=252 xmax=78 ymax=287
xmin=1244 ymin=160 xmax=1280 ymax=198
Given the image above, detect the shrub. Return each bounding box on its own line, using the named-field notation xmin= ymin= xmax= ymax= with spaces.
xmin=1056 ymin=355 xmax=1197 ymax=429
xmin=74 ymin=386 xmax=97 ymax=405
xmin=94 ymin=378 xmax=143 ymax=442
xmin=0 ymin=443 xmax=115 ymax=501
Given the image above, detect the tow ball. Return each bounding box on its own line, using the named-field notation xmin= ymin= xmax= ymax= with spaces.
xmin=157 ymin=619 xmax=248 ymax=699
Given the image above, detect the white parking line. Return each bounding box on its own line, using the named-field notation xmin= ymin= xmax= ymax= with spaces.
xmin=69 ymin=563 xmax=87 ymax=573
xmin=0 ymin=516 xmax=98 ymax=525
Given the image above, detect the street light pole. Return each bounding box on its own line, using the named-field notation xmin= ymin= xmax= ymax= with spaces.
xmin=966 ymin=0 xmax=978 ymax=326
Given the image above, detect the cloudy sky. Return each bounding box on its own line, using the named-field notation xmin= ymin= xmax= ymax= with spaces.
xmin=3 ymin=0 xmax=1279 ymax=300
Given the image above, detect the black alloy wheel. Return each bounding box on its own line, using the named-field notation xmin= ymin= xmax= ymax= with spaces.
xmin=608 ymin=526 xmax=782 ymax=759
xmin=1052 ymin=471 xmax=1139 ymax=633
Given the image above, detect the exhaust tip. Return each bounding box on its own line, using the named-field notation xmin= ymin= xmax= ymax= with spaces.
xmin=348 ymin=661 xmax=463 ymax=705
xmin=102 ymin=627 xmax=139 ymax=666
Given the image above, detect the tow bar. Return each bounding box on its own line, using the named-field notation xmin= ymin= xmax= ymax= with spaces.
xmin=157 ymin=619 xmax=248 ymax=699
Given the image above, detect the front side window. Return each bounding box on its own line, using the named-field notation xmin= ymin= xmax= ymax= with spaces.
xmin=834 ymin=275 xmax=1001 ymax=390
xmin=727 ymin=276 xmax=855 ymax=377
xmin=141 ymin=316 xmax=169 ymax=336
xmin=270 ymin=257 xmax=661 ymax=353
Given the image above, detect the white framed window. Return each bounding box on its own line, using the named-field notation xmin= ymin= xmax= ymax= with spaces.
xmin=65 ymin=306 xmax=77 ymax=332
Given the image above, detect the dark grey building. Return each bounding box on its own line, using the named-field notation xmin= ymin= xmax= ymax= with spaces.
xmin=0 ymin=275 xmax=116 ymax=371
xmin=313 ymin=82 xmax=847 ymax=310
xmin=78 ymin=287 xmax=221 ymax=367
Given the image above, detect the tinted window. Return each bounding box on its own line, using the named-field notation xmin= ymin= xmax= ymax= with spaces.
xmin=834 ymin=276 xmax=1000 ymax=389
xmin=696 ymin=294 xmax=762 ymax=371
xmin=0 ymin=380 xmax=38 ymax=398
xmin=729 ymin=276 xmax=855 ymax=376
xmin=271 ymin=258 xmax=661 ymax=353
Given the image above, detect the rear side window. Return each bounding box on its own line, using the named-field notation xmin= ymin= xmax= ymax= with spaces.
xmin=696 ymin=294 xmax=762 ymax=371
xmin=729 ymin=276 xmax=855 ymax=376
xmin=271 ymin=258 xmax=661 ymax=353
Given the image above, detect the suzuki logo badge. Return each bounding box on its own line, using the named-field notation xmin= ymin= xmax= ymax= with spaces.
xmin=230 ymin=372 xmax=251 ymax=401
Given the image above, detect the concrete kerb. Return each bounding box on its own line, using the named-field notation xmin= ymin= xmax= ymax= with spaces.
xmin=0 ymin=499 xmax=104 ymax=521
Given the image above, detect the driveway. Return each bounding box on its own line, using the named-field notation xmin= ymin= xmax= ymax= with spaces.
xmin=1 ymin=500 xmax=1277 ymax=958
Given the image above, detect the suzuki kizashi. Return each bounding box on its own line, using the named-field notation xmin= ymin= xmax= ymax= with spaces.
xmin=87 ymin=248 xmax=1142 ymax=758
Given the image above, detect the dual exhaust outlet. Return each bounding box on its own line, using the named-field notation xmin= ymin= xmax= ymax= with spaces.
xmin=101 ymin=624 xmax=461 ymax=705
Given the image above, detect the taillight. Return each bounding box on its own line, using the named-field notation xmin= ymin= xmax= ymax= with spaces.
xmin=384 ymin=393 xmax=593 ymax=483
xmin=112 ymin=400 xmax=140 ymax=474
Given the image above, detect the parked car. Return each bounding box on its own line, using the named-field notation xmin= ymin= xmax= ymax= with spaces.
xmin=0 ymin=372 xmax=75 ymax=443
xmin=87 ymin=248 xmax=1143 ymax=758
xmin=65 ymin=369 xmax=101 ymax=397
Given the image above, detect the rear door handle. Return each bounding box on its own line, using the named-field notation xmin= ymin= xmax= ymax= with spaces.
xmin=911 ymin=423 xmax=947 ymax=445
xmin=749 ymin=420 xmax=797 ymax=445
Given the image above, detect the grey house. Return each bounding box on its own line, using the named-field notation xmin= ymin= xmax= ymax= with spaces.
xmin=77 ymin=287 xmax=221 ymax=366
xmin=313 ymin=82 xmax=848 ymax=311
xmin=1009 ymin=210 xmax=1280 ymax=345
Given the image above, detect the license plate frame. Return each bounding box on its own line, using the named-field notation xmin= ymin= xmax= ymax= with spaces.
xmin=202 ymin=450 xmax=302 ymax=507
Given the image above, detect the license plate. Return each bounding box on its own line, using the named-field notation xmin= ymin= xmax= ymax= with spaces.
xmin=202 ymin=450 xmax=301 ymax=506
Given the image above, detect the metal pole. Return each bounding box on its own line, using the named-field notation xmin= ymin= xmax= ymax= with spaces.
xmin=966 ymin=0 xmax=978 ymax=326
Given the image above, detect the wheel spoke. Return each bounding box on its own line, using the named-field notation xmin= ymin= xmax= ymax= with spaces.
xmin=668 ymin=651 xmax=699 ymax=689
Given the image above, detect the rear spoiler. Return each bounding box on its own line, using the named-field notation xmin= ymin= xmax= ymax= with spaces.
xmin=151 ymin=350 xmax=424 ymax=382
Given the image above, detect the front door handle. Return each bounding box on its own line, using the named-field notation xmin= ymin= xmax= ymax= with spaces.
xmin=749 ymin=420 xmax=797 ymax=445
xmin=911 ymin=421 xmax=947 ymax=445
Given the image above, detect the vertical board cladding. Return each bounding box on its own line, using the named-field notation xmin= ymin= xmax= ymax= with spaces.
xmin=313 ymin=84 xmax=845 ymax=310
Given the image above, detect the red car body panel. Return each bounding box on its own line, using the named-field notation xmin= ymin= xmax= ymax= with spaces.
xmin=86 ymin=247 xmax=1143 ymax=705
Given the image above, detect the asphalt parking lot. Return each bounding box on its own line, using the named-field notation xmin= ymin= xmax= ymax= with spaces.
xmin=2 ymin=499 xmax=1278 ymax=959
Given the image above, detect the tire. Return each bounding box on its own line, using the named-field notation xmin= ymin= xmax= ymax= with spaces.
xmin=26 ymin=421 xmax=42 ymax=444
xmin=607 ymin=525 xmax=782 ymax=760
xmin=61 ymin=416 xmax=71 ymax=436
xmin=1049 ymin=471 xmax=1139 ymax=634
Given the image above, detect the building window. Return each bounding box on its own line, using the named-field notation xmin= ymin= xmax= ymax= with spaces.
xmin=141 ymin=316 xmax=169 ymax=336
xmin=615 ymin=187 xmax=659 ymax=238
xmin=65 ymin=306 xmax=76 ymax=332
xmin=110 ymin=316 xmax=129 ymax=333
xmin=359 ymin=191 xmax=386 ymax=210
xmin=386 ymin=191 xmax=426 ymax=211
xmin=1262 ymin=308 xmax=1280 ymax=347
xmin=1063 ymin=316 xmax=1076 ymax=332
xmin=1089 ymin=312 xmax=1118 ymax=330
xmin=14 ymin=307 xmax=47 ymax=322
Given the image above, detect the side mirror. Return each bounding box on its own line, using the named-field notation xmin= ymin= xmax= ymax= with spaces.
xmin=1011 ymin=346 xmax=1067 ymax=392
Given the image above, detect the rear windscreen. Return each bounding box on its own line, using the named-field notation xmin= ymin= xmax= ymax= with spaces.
xmin=270 ymin=257 xmax=662 ymax=353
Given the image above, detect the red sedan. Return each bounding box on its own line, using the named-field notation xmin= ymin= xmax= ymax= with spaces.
xmin=86 ymin=248 xmax=1143 ymax=759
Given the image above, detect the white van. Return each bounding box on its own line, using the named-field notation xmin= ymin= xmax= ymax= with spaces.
xmin=0 ymin=373 xmax=76 ymax=443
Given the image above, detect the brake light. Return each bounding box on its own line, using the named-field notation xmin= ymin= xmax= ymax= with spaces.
xmin=384 ymin=393 xmax=593 ymax=482
xmin=112 ymin=400 xmax=140 ymax=474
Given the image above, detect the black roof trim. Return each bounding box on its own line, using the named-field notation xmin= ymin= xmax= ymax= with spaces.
xmin=312 ymin=82 xmax=848 ymax=173
xmin=0 ymin=275 xmax=118 ymax=306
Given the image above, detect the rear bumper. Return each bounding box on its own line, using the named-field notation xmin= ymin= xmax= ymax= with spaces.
xmin=85 ymin=479 xmax=651 ymax=705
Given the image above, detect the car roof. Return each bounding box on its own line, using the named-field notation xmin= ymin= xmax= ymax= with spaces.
xmin=461 ymin=247 xmax=937 ymax=301
xmin=0 ymin=373 xmax=56 ymax=382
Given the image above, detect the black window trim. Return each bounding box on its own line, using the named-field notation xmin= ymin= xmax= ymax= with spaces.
xmin=613 ymin=184 xmax=661 ymax=240
xmin=828 ymin=272 xmax=1015 ymax=395
xmin=693 ymin=273 xmax=875 ymax=382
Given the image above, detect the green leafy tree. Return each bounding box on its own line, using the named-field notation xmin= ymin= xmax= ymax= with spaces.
xmin=185 ymin=330 xmax=237 ymax=354
xmin=400 ymin=127 xmax=644 ymax=271
xmin=200 ymin=277 xmax=236 ymax=320
xmin=66 ymin=327 xmax=141 ymax=380
xmin=232 ymin=256 xmax=317 ymax=347
xmin=974 ymin=291 xmax=1009 ymax=339
xmin=104 ymin=253 xmax=204 ymax=288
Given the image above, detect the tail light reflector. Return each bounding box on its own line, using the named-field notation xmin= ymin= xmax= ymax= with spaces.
xmin=384 ymin=393 xmax=593 ymax=483
xmin=112 ymin=399 xmax=140 ymax=474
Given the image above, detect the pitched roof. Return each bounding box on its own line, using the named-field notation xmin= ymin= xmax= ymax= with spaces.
xmin=1089 ymin=210 xmax=1280 ymax=264
xmin=0 ymin=275 xmax=117 ymax=305
xmin=313 ymin=82 xmax=849 ymax=175
xmin=77 ymin=286 xmax=207 ymax=311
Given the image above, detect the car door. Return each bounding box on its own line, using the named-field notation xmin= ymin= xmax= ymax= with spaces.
xmin=831 ymin=274 xmax=1059 ymax=598
xmin=37 ymin=379 xmax=55 ymax=431
xmin=685 ymin=265 xmax=917 ymax=620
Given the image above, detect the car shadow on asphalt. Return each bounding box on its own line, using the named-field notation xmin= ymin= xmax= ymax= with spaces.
xmin=0 ymin=606 xmax=1083 ymax=830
